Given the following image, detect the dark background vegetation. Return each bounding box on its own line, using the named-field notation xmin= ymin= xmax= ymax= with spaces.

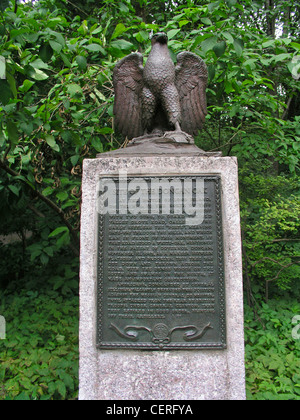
xmin=0 ymin=0 xmax=299 ymax=399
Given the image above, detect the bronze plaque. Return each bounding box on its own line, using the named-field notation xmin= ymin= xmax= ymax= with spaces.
xmin=96 ymin=175 xmax=226 ymax=350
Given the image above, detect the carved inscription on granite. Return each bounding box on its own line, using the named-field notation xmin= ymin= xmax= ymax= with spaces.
xmin=97 ymin=176 xmax=226 ymax=350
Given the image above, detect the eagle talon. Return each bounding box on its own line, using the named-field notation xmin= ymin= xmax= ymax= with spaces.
xmin=163 ymin=130 xmax=195 ymax=145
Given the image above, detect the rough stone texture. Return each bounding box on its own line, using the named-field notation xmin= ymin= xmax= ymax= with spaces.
xmin=79 ymin=155 xmax=246 ymax=400
xmin=97 ymin=135 xmax=222 ymax=157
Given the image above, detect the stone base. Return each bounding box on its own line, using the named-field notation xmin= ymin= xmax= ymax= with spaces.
xmin=97 ymin=136 xmax=222 ymax=158
xmin=79 ymin=153 xmax=246 ymax=400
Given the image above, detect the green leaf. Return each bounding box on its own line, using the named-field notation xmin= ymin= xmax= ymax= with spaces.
xmin=63 ymin=98 xmax=70 ymax=109
xmin=31 ymin=69 xmax=49 ymax=81
xmin=110 ymin=39 xmax=133 ymax=51
xmin=30 ymin=58 xmax=49 ymax=70
xmin=49 ymin=40 xmax=63 ymax=53
xmin=45 ymin=134 xmax=55 ymax=147
xmin=94 ymin=88 xmax=106 ymax=101
xmin=40 ymin=253 xmax=49 ymax=265
xmin=85 ymin=43 xmax=106 ymax=54
xmin=6 ymin=73 xmax=17 ymax=98
xmin=201 ymin=36 xmax=218 ymax=53
xmin=98 ymin=127 xmax=113 ymax=134
xmin=56 ymin=231 xmax=70 ymax=248
xmin=225 ymin=80 xmax=234 ymax=94
xmin=48 ymin=226 xmax=69 ymax=238
xmin=39 ymin=43 xmax=53 ymax=62
xmin=51 ymin=31 xmax=65 ymax=47
xmin=226 ymin=0 xmax=237 ymax=7
xmin=0 ymin=0 xmax=9 ymax=11
xmin=42 ymin=186 xmax=54 ymax=197
xmin=20 ymin=376 xmax=34 ymax=390
xmin=207 ymin=1 xmax=220 ymax=12
xmin=91 ymin=26 xmax=103 ymax=35
xmin=135 ymin=30 xmax=149 ymax=43
xmin=179 ymin=20 xmax=190 ymax=28
xmin=213 ymin=41 xmax=226 ymax=57
xmin=0 ymin=131 xmax=5 ymax=147
xmin=262 ymin=39 xmax=276 ymax=48
xmin=107 ymin=104 xmax=114 ymax=117
xmin=44 ymin=246 xmax=54 ymax=257
xmin=273 ymin=53 xmax=291 ymax=63
xmin=233 ymin=38 xmax=244 ymax=57
xmin=58 ymin=371 xmax=73 ymax=389
xmin=111 ymin=23 xmax=127 ymax=40
xmin=243 ymin=58 xmax=257 ymax=70
xmin=56 ymin=191 xmax=68 ymax=202
xmin=67 ymin=83 xmax=83 ymax=97
xmin=167 ymin=29 xmax=181 ymax=40
xmin=8 ymin=185 xmax=20 ymax=196
xmin=0 ymin=80 xmax=13 ymax=105
xmin=70 ymin=155 xmax=79 ymax=166
xmin=56 ymin=380 xmax=66 ymax=399
xmin=7 ymin=121 xmax=19 ymax=145
xmin=222 ymin=31 xmax=234 ymax=44
xmin=75 ymin=55 xmax=87 ymax=71
xmin=119 ymin=2 xmax=129 ymax=12
xmin=45 ymin=135 xmax=60 ymax=152
xmin=60 ymin=52 xmax=72 ymax=68
xmin=15 ymin=392 xmax=30 ymax=401
xmin=290 ymin=42 xmax=300 ymax=51
xmin=78 ymin=20 xmax=88 ymax=36
xmin=208 ymin=64 xmax=215 ymax=81
xmin=201 ymin=18 xmax=212 ymax=26
xmin=19 ymin=79 xmax=35 ymax=93
xmin=91 ymin=137 xmax=104 ymax=153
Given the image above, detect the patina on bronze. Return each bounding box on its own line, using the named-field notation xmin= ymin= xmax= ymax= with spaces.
xmin=113 ymin=32 xmax=208 ymax=145
xmin=96 ymin=175 xmax=226 ymax=350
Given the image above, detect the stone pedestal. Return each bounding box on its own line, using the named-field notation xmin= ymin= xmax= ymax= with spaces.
xmin=79 ymin=150 xmax=246 ymax=400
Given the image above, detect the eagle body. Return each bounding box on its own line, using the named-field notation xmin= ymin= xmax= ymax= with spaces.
xmin=144 ymin=37 xmax=176 ymax=93
xmin=143 ymin=33 xmax=181 ymax=132
xmin=113 ymin=32 xmax=208 ymax=140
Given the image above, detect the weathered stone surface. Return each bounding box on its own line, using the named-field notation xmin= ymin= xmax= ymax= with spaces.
xmin=97 ymin=135 xmax=221 ymax=157
xmin=79 ymin=155 xmax=245 ymax=400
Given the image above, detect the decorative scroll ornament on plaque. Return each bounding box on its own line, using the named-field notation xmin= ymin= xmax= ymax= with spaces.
xmin=110 ymin=322 xmax=213 ymax=349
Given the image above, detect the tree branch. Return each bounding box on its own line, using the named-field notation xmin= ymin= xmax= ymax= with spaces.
xmin=267 ymin=262 xmax=300 ymax=284
xmin=0 ymin=160 xmax=79 ymax=256
xmin=209 ymin=130 xmax=242 ymax=152
xmin=65 ymin=0 xmax=89 ymax=17
xmin=251 ymin=256 xmax=295 ymax=268
xmin=281 ymin=89 xmax=296 ymax=120
xmin=265 ymin=261 xmax=300 ymax=301
xmin=202 ymin=126 xmax=219 ymax=148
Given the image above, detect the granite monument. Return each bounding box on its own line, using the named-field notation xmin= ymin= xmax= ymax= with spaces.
xmin=79 ymin=32 xmax=246 ymax=400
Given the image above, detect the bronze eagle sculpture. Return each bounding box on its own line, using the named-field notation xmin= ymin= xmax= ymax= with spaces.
xmin=113 ymin=32 xmax=208 ymax=141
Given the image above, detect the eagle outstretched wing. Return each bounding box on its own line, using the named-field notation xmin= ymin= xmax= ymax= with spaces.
xmin=113 ymin=52 xmax=144 ymax=139
xmin=175 ymin=52 xmax=208 ymax=136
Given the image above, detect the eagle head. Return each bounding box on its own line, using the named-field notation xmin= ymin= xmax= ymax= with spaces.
xmin=151 ymin=32 xmax=168 ymax=46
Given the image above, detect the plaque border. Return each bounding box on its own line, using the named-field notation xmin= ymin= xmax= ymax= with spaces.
xmin=96 ymin=175 xmax=226 ymax=350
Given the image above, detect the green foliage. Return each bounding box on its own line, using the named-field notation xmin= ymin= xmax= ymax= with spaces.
xmin=0 ymin=1 xmax=298 ymax=266
xmin=245 ymin=298 xmax=300 ymax=400
xmin=240 ymin=167 xmax=300 ymax=298
xmin=0 ymin=255 xmax=78 ymax=400
xmin=0 ymin=0 xmax=299 ymax=400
